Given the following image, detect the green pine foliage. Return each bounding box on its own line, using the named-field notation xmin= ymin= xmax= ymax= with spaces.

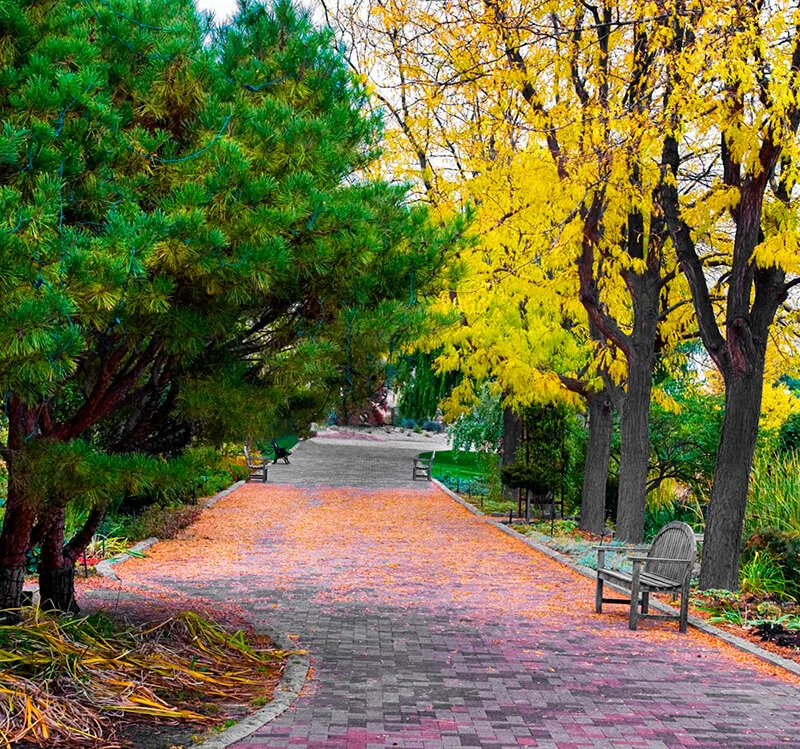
xmin=0 ymin=0 xmax=461 ymax=612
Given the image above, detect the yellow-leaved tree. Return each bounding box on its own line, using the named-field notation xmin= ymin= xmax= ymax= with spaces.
xmin=659 ymin=0 xmax=800 ymax=589
xmin=325 ymin=0 xmax=696 ymax=540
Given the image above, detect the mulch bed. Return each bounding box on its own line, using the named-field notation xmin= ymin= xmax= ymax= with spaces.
xmin=686 ymin=596 xmax=800 ymax=665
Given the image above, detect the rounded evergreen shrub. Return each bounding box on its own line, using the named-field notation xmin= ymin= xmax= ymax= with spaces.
xmin=778 ymin=413 xmax=800 ymax=453
xmin=421 ymin=420 xmax=443 ymax=433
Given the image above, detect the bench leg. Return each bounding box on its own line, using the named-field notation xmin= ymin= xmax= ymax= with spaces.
xmin=679 ymin=579 xmax=690 ymax=633
xmin=629 ymin=561 xmax=642 ymax=630
xmin=595 ymin=577 xmax=603 ymax=613
xmin=641 ymin=592 xmax=649 ymax=615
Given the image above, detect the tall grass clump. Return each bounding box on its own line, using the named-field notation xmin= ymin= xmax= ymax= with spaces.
xmin=739 ymin=551 xmax=792 ymax=599
xmin=644 ymin=481 xmax=704 ymax=541
xmin=745 ymin=451 xmax=800 ymax=537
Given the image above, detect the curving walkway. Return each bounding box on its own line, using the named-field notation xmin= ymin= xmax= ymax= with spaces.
xmin=85 ymin=439 xmax=800 ymax=748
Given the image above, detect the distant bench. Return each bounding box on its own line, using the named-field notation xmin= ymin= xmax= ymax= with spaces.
xmin=413 ymin=451 xmax=435 ymax=480
xmin=243 ymin=445 xmax=268 ymax=482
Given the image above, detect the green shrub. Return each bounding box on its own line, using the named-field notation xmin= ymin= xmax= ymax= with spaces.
xmin=530 ymin=519 xmax=578 ymax=536
xmin=116 ymin=451 xmax=247 ymax=516
xmin=779 ymin=413 xmax=800 ymax=454
xmin=501 ymin=462 xmax=552 ymax=495
xmin=739 ymin=551 xmax=792 ymax=600
xmin=118 ymin=505 xmax=203 ymax=541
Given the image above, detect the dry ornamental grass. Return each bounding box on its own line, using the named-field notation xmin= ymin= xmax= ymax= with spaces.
xmin=0 ymin=607 xmax=288 ymax=748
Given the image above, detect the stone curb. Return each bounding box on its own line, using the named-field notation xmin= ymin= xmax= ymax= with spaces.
xmin=195 ymin=626 xmax=309 ymax=748
xmin=94 ymin=478 xmax=311 ymax=741
xmin=95 ymin=537 xmax=159 ymax=581
xmin=202 ymin=479 xmax=247 ymax=508
xmin=96 ymin=480 xmax=248 ymax=582
xmin=431 ymin=478 xmax=800 ymax=679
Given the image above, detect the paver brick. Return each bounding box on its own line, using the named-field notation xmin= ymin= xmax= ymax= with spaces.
xmin=91 ymin=439 xmax=800 ymax=747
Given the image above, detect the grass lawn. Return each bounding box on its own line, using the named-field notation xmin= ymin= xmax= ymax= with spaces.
xmin=418 ymin=450 xmax=490 ymax=481
xmin=256 ymin=434 xmax=299 ymax=458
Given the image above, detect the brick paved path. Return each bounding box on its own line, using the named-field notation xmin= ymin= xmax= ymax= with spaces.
xmin=105 ymin=440 xmax=800 ymax=748
xmin=264 ymin=437 xmax=438 ymax=489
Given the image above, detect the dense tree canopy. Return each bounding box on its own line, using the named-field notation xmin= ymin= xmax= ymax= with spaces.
xmin=325 ymin=0 xmax=800 ymax=585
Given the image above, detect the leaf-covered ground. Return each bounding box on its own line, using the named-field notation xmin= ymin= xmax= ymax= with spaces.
xmin=80 ymin=480 xmax=800 ymax=747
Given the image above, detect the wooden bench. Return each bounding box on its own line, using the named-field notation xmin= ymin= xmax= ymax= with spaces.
xmin=243 ymin=445 xmax=268 ymax=482
xmin=271 ymin=440 xmax=291 ymax=464
xmin=595 ymin=521 xmax=697 ymax=632
xmin=413 ymin=451 xmax=435 ymax=480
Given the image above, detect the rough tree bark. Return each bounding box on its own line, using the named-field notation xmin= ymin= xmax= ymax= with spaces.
xmin=0 ymin=489 xmax=34 ymax=617
xmin=614 ymin=262 xmax=660 ymax=542
xmin=699 ymin=367 xmax=765 ymax=589
xmin=580 ymin=206 xmax=664 ymax=543
xmin=0 ymin=398 xmax=37 ymax=617
xmin=39 ymin=505 xmax=105 ymax=613
xmin=501 ymin=407 xmax=522 ymax=466
xmin=38 ymin=508 xmax=78 ymax=614
xmin=579 ymin=390 xmax=614 ymax=534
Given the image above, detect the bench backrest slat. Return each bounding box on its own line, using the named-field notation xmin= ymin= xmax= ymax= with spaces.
xmin=645 ymin=521 xmax=697 ymax=582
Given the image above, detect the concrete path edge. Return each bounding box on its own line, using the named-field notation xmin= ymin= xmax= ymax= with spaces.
xmin=431 ymin=478 xmax=800 ymax=679
xmin=95 ymin=481 xmax=248 ymax=581
xmin=95 ymin=537 xmax=159 ymax=581
xmin=194 ymin=626 xmax=310 ymax=749
xmin=94 ymin=478 xmax=311 ymax=743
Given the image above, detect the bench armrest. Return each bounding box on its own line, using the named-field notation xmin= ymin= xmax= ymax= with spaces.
xmin=597 ymin=544 xmax=649 ymax=572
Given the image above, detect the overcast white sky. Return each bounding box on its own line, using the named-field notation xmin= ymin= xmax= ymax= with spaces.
xmin=195 ymin=0 xmax=239 ymax=21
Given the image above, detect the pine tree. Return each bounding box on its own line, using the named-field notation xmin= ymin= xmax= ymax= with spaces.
xmin=0 ymin=0 xmax=457 ymax=614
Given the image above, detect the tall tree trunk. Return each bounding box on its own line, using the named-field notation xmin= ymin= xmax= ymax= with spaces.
xmin=615 ymin=345 xmax=656 ymax=542
xmin=579 ymin=390 xmax=613 ymax=534
xmin=501 ymin=407 xmax=523 ymax=499
xmin=699 ymin=366 xmax=765 ymax=590
xmin=578 ymin=204 xmax=663 ymax=543
xmin=614 ymin=261 xmax=659 ymax=543
xmin=39 ymin=506 xmax=104 ymax=613
xmin=501 ymin=407 xmax=522 ymax=466
xmin=0 ymin=495 xmax=34 ymax=617
xmin=0 ymin=459 xmax=35 ymax=617
xmin=38 ymin=507 xmax=79 ymax=614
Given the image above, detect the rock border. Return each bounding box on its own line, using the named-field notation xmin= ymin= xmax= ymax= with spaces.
xmin=94 ymin=478 xmax=311 ymax=744
xmin=432 ymin=478 xmax=800 ymax=679
xmin=202 ymin=479 xmax=247 ymax=508
xmin=95 ymin=537 xmax=159 ymax=581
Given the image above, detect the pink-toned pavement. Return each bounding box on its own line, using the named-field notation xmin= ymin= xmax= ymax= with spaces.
xmin=84 ymin=440 xmax=800 ymax=748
